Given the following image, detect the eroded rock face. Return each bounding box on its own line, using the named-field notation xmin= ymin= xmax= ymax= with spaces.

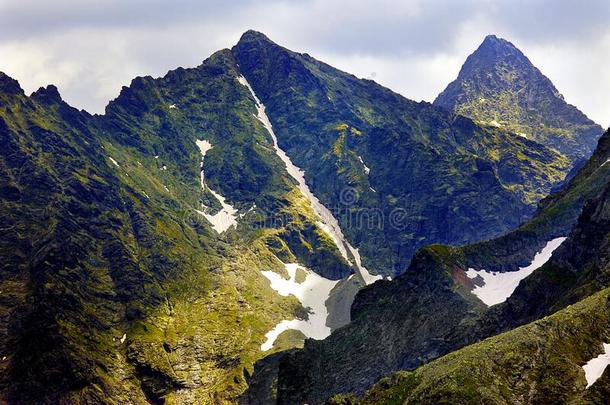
xmin=356 ymin=288 xmax=610 ymax=405
xmin=354 ymin=178 xmax=610 ymax=404
xmin=0 ymin=83 xmax=149 ymax=403
xmin=273 ymin=248 xmax=484 ymax=405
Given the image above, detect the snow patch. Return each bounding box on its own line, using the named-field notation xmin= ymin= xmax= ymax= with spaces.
xmin=237 ymin=75 xmax=381 ymax=285
xmin=108 ymin=157 xmax=119 ymax=167
xmin=239 ymin=203 xmax=256 ymax=218
xmin=352 ymin=247 xmax=382 ymax=285
xmin=195 ymin=139 xmax=238 ymax=233
xmin=260 ymin=263 xmax=339 ymax=351
xmin=488 ymin=120 xmax=502 ymax=128
xmin=357 ymin=155 xmax=370 ymax=174
xmin=466 ymin=237 xmax=566 ymax=306
xmin=583 ymin=343 xmax=610 ymax=388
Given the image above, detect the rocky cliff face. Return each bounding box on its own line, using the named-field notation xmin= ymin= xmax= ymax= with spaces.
xmin=435 ymin=35 xmax=603 ymax=164
xmin=354 ymin=160 xmax=610 ymax=404
xmin=274 ymin=246 xmax=484 ymax=404
xmin=0 ymin=77 xmax=160 ymax=403
xmin=478 ymin=171 xmax=610 ymax=335
xmin=461 ymin=127 xmax=610 ymax=274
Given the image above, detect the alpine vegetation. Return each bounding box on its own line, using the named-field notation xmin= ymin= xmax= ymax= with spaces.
xmin=1 ymin=6 xmax=609 ymax=404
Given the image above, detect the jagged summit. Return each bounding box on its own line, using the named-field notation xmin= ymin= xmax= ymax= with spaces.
xmin=234 ymin=30 xmax=279 ymax=56
xmin=0 ymin=73 xmax=64 ymax=105
xmin=434 ymin=35 xmax=602 ymax=162
xmin=438 ymin=34 xmax=540 ymax=89
xmin=235 ymin=29 xmax=279 ymax=53
xmin=481 ymin=34 xmax=512 ymax=47
xmin=473 ymin=34 xmax=525 ymax=62
xmin=31 ymin=85 xmax=63 ymax=104
xmin=239 ymin=29 xmax=272 ymax=42
xmin=0 ymin=71 xmax=24 ymax=96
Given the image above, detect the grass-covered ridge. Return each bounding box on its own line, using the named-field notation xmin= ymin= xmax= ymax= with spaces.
xmin=356 ymin=287 xmax=610 ymax=404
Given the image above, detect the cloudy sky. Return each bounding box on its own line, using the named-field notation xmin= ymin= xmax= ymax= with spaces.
xmin=1 ymin=0 xmax=609 ymax=126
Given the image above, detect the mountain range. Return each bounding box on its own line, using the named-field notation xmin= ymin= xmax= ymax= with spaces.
xmin=269 ymin=127 xmax=610 ymax=404
xmin=0 ymin=30 xmax=606 ymax=404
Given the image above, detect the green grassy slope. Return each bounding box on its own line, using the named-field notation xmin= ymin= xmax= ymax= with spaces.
xmin=357 ymin=287 xmax=610 ymax=405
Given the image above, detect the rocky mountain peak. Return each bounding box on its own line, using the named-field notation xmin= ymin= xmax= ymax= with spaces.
xmin=31 ymin=85 xmax=63 ymax=104
xmin=235 ymin=29 xmax=277 ymax=53
xmin=468 ymin=34 xmax=527 ymax=68
xmin=481 ymin=34 xmax=517 ymax=50
xmin=239 ymin=29 xmax=271 ymax=41
xmin=443 ymin=34 xmax=537 ymax=90
xmin=434 ymin=35 xmax=602 ymax=162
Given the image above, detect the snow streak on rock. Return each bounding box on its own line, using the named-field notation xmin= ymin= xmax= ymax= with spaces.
xmin=357 ymin=155 xmax=370 ymax=174
xmin=260 ymin=263 xmax=339 ymax=351
xmin=583 ymin=343 xmax=610 ymax=388
xmin=195 ymin=139 xmax=238 ymax=233
xmin=466 ymin=237 xmax=566 ymax=306
xmin=108 ymin=156 xmax=120 ymax=167
xmin=237 ymin=75 xmax=381 ymax=285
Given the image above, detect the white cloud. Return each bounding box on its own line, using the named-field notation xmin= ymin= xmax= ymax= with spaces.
xmin=0 ymin=0 xmax=608 ymax=127
xmin=526 ymin=33 xmax=610 ymax=128
xmin=316 ymin=51 xmax=463 ymax=105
